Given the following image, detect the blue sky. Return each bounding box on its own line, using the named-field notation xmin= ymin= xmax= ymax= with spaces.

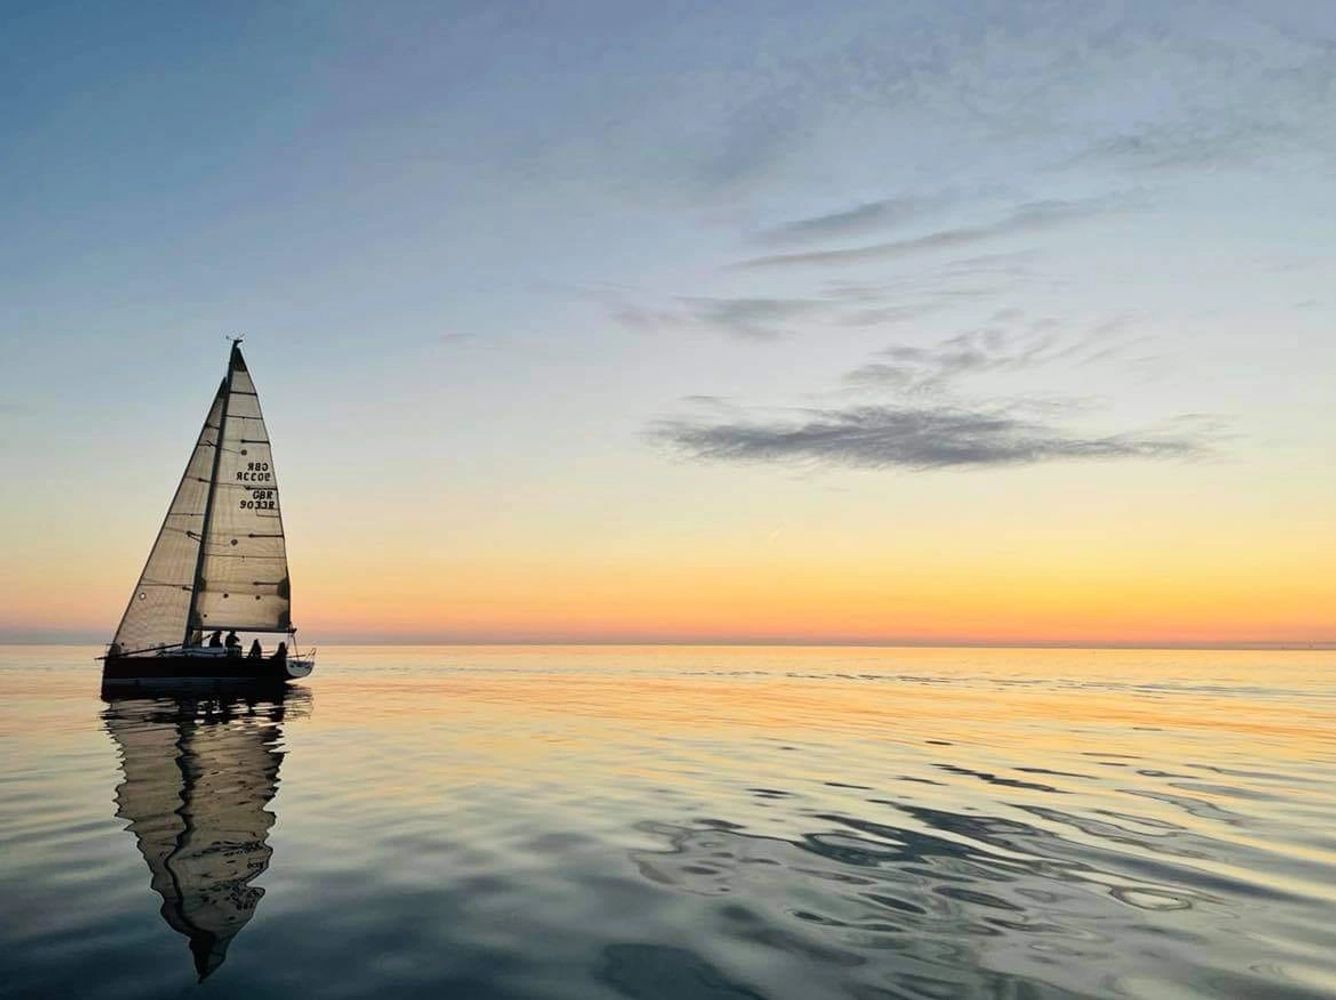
xmin=3 ymin=1 xmax=1334 ymax=643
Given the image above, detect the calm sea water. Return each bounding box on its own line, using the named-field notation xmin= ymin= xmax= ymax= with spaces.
xmin=2 ymin=645 xmax=1334 ymax=999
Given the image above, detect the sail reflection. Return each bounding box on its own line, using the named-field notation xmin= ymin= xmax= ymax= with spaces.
xmin=101 ymin=686 xmax=310 ymax=980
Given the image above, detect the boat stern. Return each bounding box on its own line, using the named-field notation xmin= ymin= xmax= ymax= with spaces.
xmin=285 ymin=656 xmax=315 ymax=680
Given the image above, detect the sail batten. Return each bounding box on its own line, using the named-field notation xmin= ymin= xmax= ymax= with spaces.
xmin=111 ymin=344 xmax=294 ymax=654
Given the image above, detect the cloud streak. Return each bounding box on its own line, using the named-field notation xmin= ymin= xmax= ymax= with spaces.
xmin=607 ymin=254 xmax=1039 ymax=341
xmin=679 ymin=297 xmax=825 ymax=340
xmin=843 ymin=317 xmax=1132 ymax=395
xmin=650 ymin=404 xmax=1211 ymax=471
xmin=612 ymin=295 xmax=826 ymax=340
xmin=737 ymin=196 xmax=1120 ymax=269
xmin=757 ymin=192 xmax=960 ymax=245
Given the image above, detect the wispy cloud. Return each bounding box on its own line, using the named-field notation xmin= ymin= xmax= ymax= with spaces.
xmin=843 ymin=317 xmax=1136 ymax=395
xmin=613 ymin=295 xmax=825 ymax=340
xmin=607 ymin=253 xmax=1038 ymax=341
xmin=679 ymin=297 xmax=825 ymax=340
xmin=757 ymin=192 xmax=960 ymax=245
xmin=650 ymin=403 xmax=1212 ymax=471
xmin=737 ymin=196 xmax=1121 ymax=269
xmin=648 ymin=309 xmax=1204 ymax=472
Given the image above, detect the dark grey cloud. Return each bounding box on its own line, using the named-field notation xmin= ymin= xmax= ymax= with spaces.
xmin=737 ymin=196 xmax=1120 ymax=269
xmin=650 ymin=403 xmax=1210 ymax=471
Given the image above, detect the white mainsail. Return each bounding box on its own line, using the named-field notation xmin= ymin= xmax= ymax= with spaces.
xmin=191 ymin=347 xmax=292 ymax=637
xmin=111 ymin=343 xmax=293 ymax=653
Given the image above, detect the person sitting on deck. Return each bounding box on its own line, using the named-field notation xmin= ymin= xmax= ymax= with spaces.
xmin=247 ymin=639 xmax=263 ymax=659
xmin=224 ymin=630 xmax=241 ymax=655
xmin=207 ymin=630 xmax=223 ymax=648
xmin=270 ymin=641 xmax=287 ymax=664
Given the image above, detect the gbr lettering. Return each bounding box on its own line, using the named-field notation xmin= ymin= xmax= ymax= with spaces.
xmin=236 ymin=460 xmax=272 ymax=483
xmin=238 ymin=461 xmax=276 ymax=509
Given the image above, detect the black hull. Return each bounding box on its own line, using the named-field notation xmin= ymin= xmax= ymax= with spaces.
xmin=102 ymin=654 xmax=297 ymax=686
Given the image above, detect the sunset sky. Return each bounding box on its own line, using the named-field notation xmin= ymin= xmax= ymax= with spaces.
xmin=2 ymin=1 xmax=1334 ymax=645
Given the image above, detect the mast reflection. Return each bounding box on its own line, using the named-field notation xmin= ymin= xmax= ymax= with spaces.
xmin=101 ymin=685 xmax=311 ymax=980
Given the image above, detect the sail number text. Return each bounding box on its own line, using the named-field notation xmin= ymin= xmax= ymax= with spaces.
xmin=236 ymin=461 xmax=272 ymax=483
xmin=240 ymin=488 xmax=276 ymax=511
xmin=237 ymin=462 xmax=276 ymax=510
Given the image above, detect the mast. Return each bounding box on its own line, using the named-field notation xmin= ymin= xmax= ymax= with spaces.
xmin=182 ymin=340 xmax=240 ymax=646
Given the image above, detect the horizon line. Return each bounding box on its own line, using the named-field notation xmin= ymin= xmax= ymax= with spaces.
xmin=2 ymin=635 xmax=1332 ymax=652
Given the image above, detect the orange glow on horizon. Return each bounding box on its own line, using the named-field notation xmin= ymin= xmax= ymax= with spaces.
xmin=281 ymin=543 xmax=1333 ymax=647
xmin=6 ymin=471 xmax=1332 ymax=647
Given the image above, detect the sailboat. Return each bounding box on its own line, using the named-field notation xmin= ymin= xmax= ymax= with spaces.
xmin=102 ymin=339 xmax=315 ymax=685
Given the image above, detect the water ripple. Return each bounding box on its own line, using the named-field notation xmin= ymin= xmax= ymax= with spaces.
xmin=2 ymin=646 xmax=1335 ymax=999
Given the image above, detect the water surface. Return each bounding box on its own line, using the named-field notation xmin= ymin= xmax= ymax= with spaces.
xmin=2 ymin=645 xmax=1335 ymax=998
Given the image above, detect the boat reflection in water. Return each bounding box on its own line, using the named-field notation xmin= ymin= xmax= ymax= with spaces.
xmin=101 ymin=685 xmax=310 ymax=980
